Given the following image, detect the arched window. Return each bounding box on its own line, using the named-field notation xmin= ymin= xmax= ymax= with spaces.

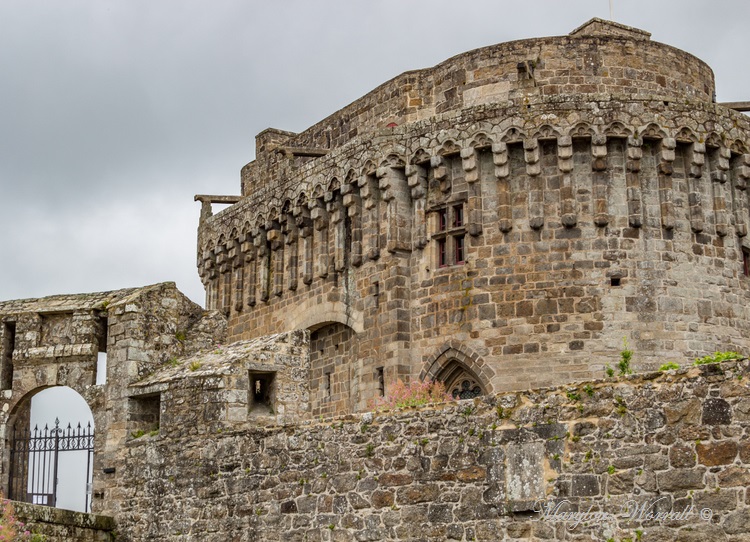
xmin=439 ymin=362 xmax=484 ymax=400
xmin=422 ymin=346 xmax=489 ymax=401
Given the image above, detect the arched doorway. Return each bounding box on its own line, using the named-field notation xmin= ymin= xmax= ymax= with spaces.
xmin=8 ymin=387 xmax=95 ymax=513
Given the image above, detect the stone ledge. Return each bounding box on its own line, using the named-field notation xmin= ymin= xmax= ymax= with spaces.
xmin=12 ymin=501 xmax=116 ymax=531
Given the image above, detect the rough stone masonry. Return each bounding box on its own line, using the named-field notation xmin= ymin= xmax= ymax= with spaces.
xmin=1 ymin=17 xmax=750 ymax=542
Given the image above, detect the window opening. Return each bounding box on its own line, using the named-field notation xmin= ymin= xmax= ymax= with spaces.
xmin=452 ymin=204 xmax=464 ymax=227
xmin=432 ymin=202 xmax=467 ymax=268
xmin=454 ymin=234 xmax=465 ymax=264
xmin=249 ymin=371 xmax=275 ymax=415
xmin=438 ymin=238 xmax=448 ymax=267
xmin=438 ymin=208 xmax=448 ymax=231
xmin=743 ymin=247 xmax=750 ymax=277
xmin=324 ymin=372 xmax=332 ymax=399
xmin=2 ymin=322 xmax=16 ymax=390
xmin=376 ymin=367 xmax=385 ymax=397
xmin=450 ymin=378 xmax=482 ymax=400
xmin=95 ymin=317 xmax=108 ymax=385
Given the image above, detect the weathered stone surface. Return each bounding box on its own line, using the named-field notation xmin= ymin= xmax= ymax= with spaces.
xmin=702 ymin=398 xmax=733 ymax=425
xmin=696 ymin=441 xmax=738 ymax=466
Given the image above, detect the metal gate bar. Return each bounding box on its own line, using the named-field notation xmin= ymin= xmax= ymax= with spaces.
xmin=9 ymin=418 xmax=94 ymax=512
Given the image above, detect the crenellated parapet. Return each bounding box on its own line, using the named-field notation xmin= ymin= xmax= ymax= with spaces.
xmin=196 ymin=19 xmax=750 ymax=414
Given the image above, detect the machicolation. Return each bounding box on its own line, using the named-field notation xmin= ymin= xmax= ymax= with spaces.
xmin=2 ymin=18 xmax=750 ymax=541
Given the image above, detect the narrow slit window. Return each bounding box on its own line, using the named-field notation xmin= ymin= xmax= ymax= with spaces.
xmin=376 ymin=367 xmax=385 ymax=397
xmin=325 ymin=372 xmax=332 ymax=398
xmin=1 ymin=322 xmax=16 ymax=390
xmin=743 ymin=247 xmax=750 ymax=277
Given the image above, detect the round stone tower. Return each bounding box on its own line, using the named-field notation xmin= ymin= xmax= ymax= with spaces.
xmin=196 ymin=18 xmax=750 ymax=414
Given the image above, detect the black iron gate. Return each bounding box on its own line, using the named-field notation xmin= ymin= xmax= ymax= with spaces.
xmin=9 ymin=418 xmax=94 ymax=512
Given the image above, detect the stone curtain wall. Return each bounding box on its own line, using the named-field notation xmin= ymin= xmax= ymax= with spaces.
xmin=13 ymin=502 xmax=115 ymax=542
xmin=115 ymin=360 xmax=750 ymax=541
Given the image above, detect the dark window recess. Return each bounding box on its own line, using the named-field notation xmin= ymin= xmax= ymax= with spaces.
xmin=743 ymin=247 xmax=750 ymax=277
xmin=376 ymin=367 xmax=385 ymax=397
xmin=453 ymin=204 xmax=464 ymax=227
xmin=324 ymin=372 xmax=332 ymax=398
xmin=610 ymin=277 xmax=621 ymax=287
xmin=455 ymin=234 xmax=465 ymax=264
xmin=438 ymin=208 xmax=448 ymax=231
xmin=1 ymin=322 xmax=16 ymax=390
xmin=438 ymin=238 xmax=448 ymax=267
xmin=249 ymin=371 xmax=275 ymax=415
xmin=128 ymin=394 xmax=160 ymax=435
xmin=433 ymin=202 xmax=467 ymax=268
xmin=373 ymin=280 xmax=380 ymax=307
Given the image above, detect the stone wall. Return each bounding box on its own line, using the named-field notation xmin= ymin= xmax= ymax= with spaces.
xmin=114 ymin=359 xmax=750 ymax=541
xmin=13 ymin=502 xmax=115 ymax=542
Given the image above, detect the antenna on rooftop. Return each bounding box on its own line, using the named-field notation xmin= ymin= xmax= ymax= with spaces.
xmin=609 ymin=0 xmax=614 ymax=20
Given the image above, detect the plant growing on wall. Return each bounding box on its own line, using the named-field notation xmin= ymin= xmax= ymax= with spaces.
xmin=694 ymin=351 xmax=744 ymax=365
xmin=370 ymin=379 xmax=453 ymax=410
xmin=0 ymin=497 xmax=46 ymax=541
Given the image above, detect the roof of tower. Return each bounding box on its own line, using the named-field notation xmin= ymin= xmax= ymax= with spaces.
xmin=569 ymin=17 xmax=652 ymax=40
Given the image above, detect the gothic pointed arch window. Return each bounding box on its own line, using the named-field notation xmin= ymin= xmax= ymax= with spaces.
xmin=440 ymin=362 xmax=484 ymax=400
xmin=423 ymin=346 xmax=489 ymax=401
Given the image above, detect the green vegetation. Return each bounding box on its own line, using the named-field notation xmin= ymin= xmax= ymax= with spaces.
xmin=694 ymin=351 xmax=743 ymax=366
xmin=618 ymin=338 xmax=633 ymax=375
xmin=659 ymin=362 xmax=680 ymax=371
xmin=188 ymin=360 xmax=202 ymax=371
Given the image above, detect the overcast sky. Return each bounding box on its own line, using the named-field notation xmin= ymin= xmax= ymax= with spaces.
xmin=1 ymin=0 xmax=749 ymax=307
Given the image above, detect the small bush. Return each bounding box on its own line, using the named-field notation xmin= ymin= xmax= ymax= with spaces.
xmin=659 ymin=362 xmax=680 ymax=371
xmin=0 ymin=496 xmax=46 ymax=541
xmin=370 ymin=379 xmax=453 ymax=410
xmin=188 ymin=361 xmax=202 ymax=372
xmin=694 ymin=351 xmax=743 ymax=366
xmin=618 ymin=338 xmax=633 ymax=375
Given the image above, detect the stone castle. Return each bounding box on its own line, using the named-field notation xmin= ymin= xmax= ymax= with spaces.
xmin=1 ymin=19 xmax=750 ymax=541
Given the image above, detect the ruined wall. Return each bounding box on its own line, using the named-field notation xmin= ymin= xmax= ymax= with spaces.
xmin=0 ymin=283 xmax=227 ymax=518
xmin=114 ymin=359 xmax=750 ymax=541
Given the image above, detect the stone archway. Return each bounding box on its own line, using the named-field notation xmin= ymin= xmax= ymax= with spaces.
xmin=7 ymin=386 xmax=95 ymax=513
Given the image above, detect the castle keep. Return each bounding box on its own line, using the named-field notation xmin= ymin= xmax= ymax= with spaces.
xmin=196 ymin=18 xmax=750 ymax=415
xmin=1 ymin=19 xmax=750 ymax=541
